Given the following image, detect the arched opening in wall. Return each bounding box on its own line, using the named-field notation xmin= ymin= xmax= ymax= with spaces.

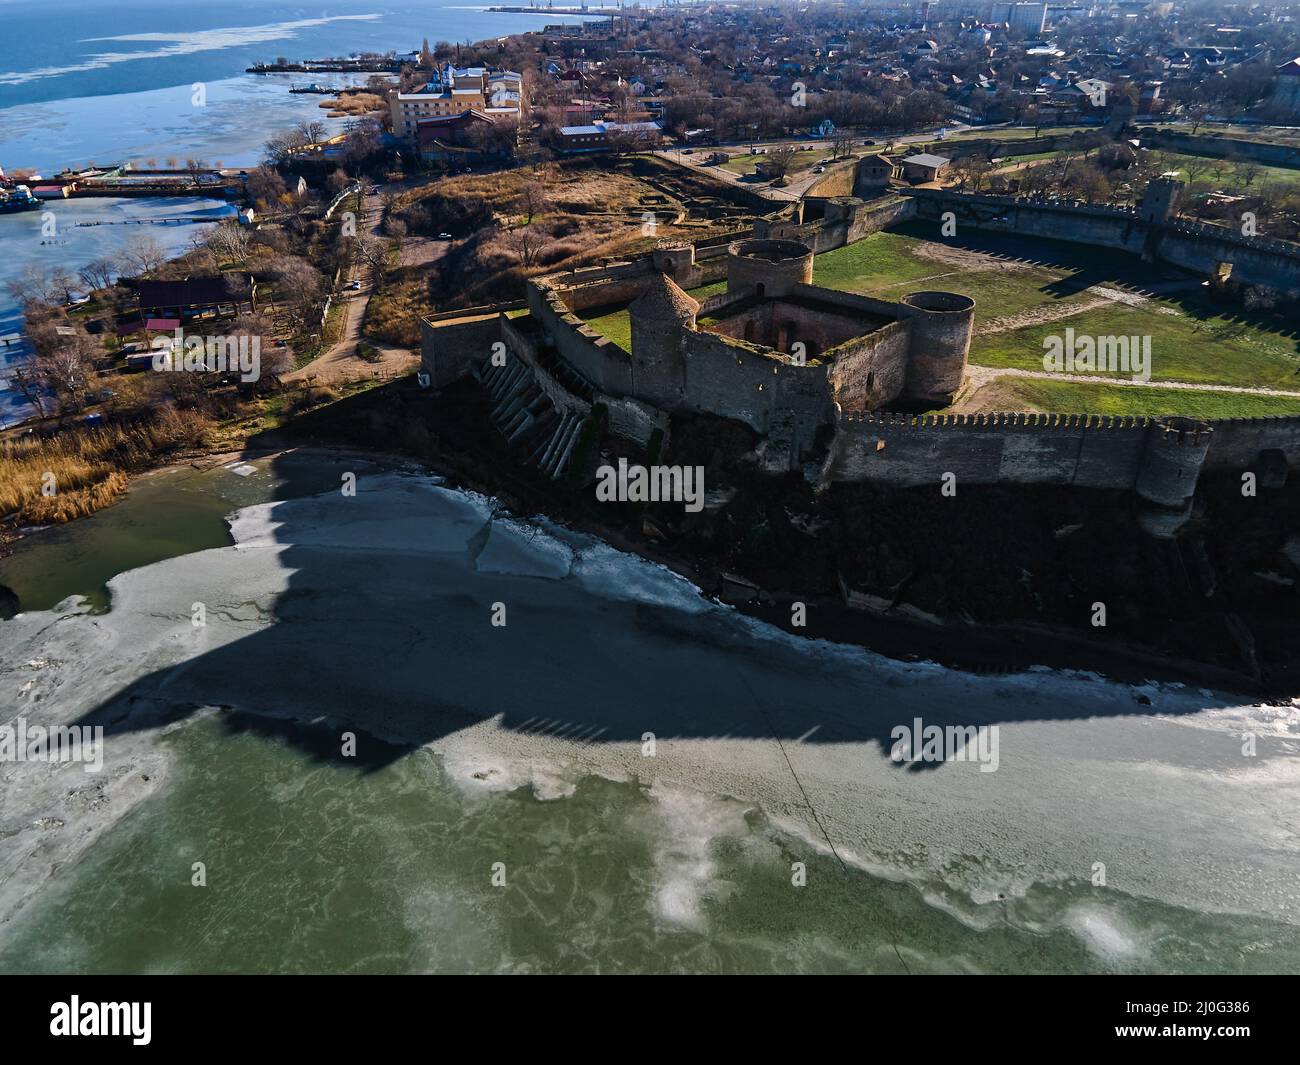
xmin=755 ymin=282 xmax=765 ymax=299
xmin=866 ymin=371 xmax=875 ymax=391
xmin=744 ymin=320 xmax=756 ymax=343
xmin=777 ymin=320 xmax=797 ymax=352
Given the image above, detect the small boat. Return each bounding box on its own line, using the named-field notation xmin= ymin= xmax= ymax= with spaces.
xmin=0 ymin=185 xmax=41 ymax=213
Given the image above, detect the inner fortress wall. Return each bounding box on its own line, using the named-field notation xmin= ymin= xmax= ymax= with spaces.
xmin=755 ymin=196 xmax=915 ymax=253
xmin=682 ymin=328 xmax=832 ymax=463
xmin=826 ymin=320 xmax=911 ymax=411
xmin=700 ymin=294 xmax=888 ymax=355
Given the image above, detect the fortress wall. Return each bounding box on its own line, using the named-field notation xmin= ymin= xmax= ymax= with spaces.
xmin=805 ymin=161 xmax=858 ymax=199
xmin=1140 ymin=129 xmax=1300 ymax=169
xmin=1154 ymin=229 xmax=1300 ymax=292
xmin=557 ymin=274 xmax=655 ymax=313
xmin=907 ymin=189 xmax=1145 ymax=254
xmin=1205 ymin=416 xmax=1300 ymax=468
xmin=789 ymin=283 xmax=901 ymax=320
xmin=906 ymin=189 xmax=1300 ymax=288
xmin=1006 ymin=202 xmax=1142 ymax=251
xmin=420 ymin=314 xmax=503 ymax=389
xmin=682 ymin=329 xmax=831 ymax=439
xmin=823 ymin=412 xmax=1152 ymax=488
xmin=827 ymin=319 xmax=911 ymax=410
xmin=700 ymin=295 xmax=884 ymax=356
xmin=529 ymin=284 xmax=634 ymax=395
xmin=755 ymin=196 xmax=914 ymax=253
xmin=845 ymin=195 xmax=915 ymax=241
xmin=604 ymin=396 xmax=669 ymax=450
xmin=501 ymin=317 xmax=590 ymax=416
xmin=769 ymin=298 xmax=891 ymax=354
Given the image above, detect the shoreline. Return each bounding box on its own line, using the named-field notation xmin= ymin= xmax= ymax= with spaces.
xmin=5 ymin=458 xmax=1298 ymax=948
xmin=4 ymin=425 xmax=1289 ymax=702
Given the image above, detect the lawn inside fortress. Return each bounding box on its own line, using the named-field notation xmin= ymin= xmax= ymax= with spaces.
xmin=812 ymin=224 xmax=1300 ymax=413
xmin=2 ymin=455 xmax=1299 ymax=974
xmin=574 ymin=224 xmax=1300 ymax=420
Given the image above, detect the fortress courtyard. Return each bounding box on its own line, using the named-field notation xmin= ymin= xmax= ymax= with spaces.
xmin=576 ymin=222 xmax=1300 ymax=421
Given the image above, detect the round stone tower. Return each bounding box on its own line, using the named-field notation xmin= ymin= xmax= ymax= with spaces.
xmin=726 ymin=238 xmax=814 ymax=299
xmin=628 ymin=273 xmax=699 ymax=408
xmin=1135 ymin=417 xmax=1213 ymax=538
xmin=652 ymin=239 xmax=696 ymax=280
xmin=900 ymin=291 xmax=976 ymax=405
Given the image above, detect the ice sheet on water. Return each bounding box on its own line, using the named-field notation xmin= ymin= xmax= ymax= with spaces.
xmin=472 ymin=518 xmax=574 ymax=580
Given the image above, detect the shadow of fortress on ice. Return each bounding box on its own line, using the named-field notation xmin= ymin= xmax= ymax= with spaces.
xmin=67 ymin=449 xmax=1261 ymax=775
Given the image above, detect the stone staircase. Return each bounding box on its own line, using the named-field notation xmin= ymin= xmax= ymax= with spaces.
xmin=476 ymin=353 xmax=589 ymax=481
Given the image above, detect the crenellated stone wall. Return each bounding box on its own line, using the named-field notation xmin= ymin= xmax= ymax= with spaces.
xmin=821 ymin=410 xmax=1300 ymax=502
xmin=905 ymin=186 xmax=1300 ymax=292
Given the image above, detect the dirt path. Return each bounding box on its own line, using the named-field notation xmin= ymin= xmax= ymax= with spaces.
xmin=978 ymin=280 xmax=1204 ymax=335
xmin=286 ymin=186 xmax=421 ymax=386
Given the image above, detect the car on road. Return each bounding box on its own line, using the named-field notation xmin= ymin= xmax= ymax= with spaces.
xmin=437 ymin=232 xmax=453 ymax=240
xmin=812 ymin=165 xmax=826 ymax=173
xmin=345 ymin=279 xmax=362 ymax=290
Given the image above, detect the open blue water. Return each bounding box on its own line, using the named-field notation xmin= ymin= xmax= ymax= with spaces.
xmin=0 ymin=0 xmax=591 ymax=422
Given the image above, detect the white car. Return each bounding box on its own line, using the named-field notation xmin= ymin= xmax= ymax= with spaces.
xmin=437 ymin=232 xmax=453 ymax=240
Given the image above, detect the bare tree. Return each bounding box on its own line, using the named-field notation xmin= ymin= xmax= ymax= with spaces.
xmin=296 ymin=119 xmax=327 ymax=146
xmin=5 ymin=264 xmax=62 ymax=306
xmin=516 ymin=179 xmax=549 ymax=225
xmin=268 ymin=256 xmax=326 ymax=327
xmin=764 ymin=144 xmax=799 ymax=182
xmin=205 ymin=222 xmax=253 ymax=266
xmin=501 ymin=224 xmax=547 ymax=269
xmin=79 ymin=257 xmax=120 ymax=293
xmin=124 ymin=234 xmax=168 ymax=276
xmin=354 ymin=235 xmax=391 ymax=276
xmin=8 ymin=367 xmax=50 ymax=419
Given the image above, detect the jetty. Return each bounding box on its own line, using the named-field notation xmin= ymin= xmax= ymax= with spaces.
xmin=247 ymin=56 xmax=405 ymax=74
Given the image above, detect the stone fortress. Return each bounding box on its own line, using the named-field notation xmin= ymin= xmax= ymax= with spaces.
xmin=422 ymin=164 xmax=1300 ymax=537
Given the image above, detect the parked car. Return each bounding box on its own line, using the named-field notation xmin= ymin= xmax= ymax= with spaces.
xmin=812 ymin=165 xmax=826 ymax=173
xmin=437 ymin=232 xmax=453 ymax=240
xmin=345 ymin=279 xmax=362 ymax=290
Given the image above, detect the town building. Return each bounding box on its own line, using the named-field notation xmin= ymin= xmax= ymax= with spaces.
xmin=899 ymin=153 xmax=951 ymax=184
xmin=556 ymin=120 xmax=662 ymax=154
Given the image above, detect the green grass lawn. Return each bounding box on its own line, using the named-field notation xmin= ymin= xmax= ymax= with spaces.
xmin=968 ymin=376 xmax=1300 ymax=419
xmin=973 ymin=298 xmax=1300 ymax=390
xmin=578 ymin=280 xmax=727 ymax=352
xmin=812 ymin=228 xmax=1100 ymax=317
xmin=814 ymin=227 xmax=1300 ymax=390
xmin=579 ymin=305 xmax=632 ymax=351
